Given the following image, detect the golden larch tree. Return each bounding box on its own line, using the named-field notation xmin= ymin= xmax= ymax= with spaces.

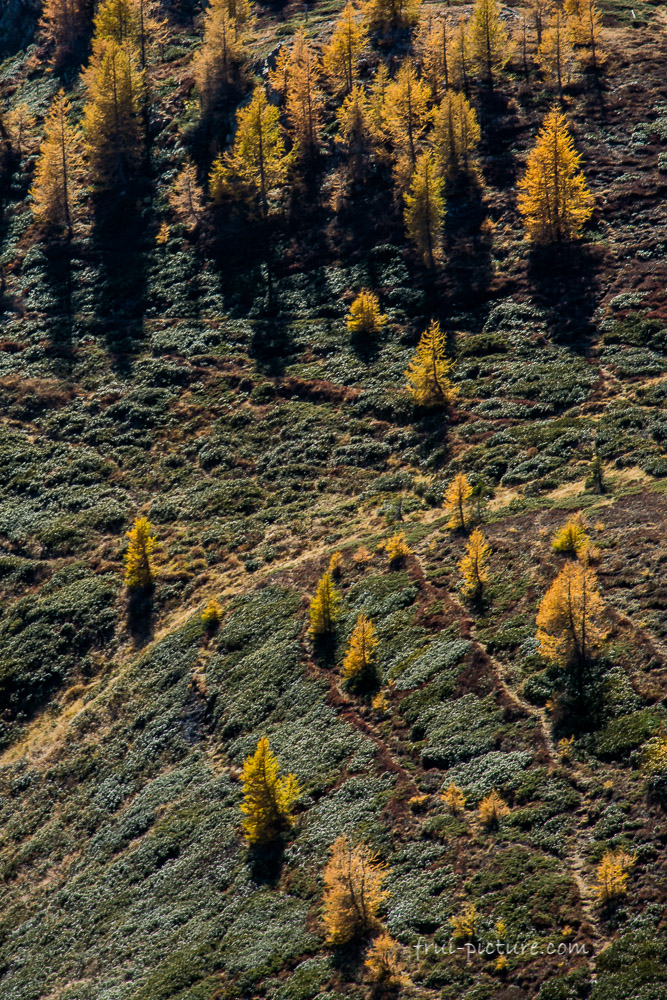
xmin=365 ymin=931 xmax=406 ymax=986
xmin=404 ymin=150 xmax=445 ymax=268
xmin=417 ymin=16 xmax=450 ymax=100
xmin=336 ymin=84 xmax=385 ymax=176
xmin=308 ymin=571 xmax=342 ymax=638
xmin=565 ymin=0 xmax=604 ymax=70
xmin=467 ymin=0 xmax=511 ymax=86
xmin=83 ymin=37 xmax=144 ymax=189
xmin=479 ymin=789 xmax=510 ymax=828
xmin=551 ymin=513 xmax=589 ymax=556
xmin=442 ymin=782 xmax=466 ymax=814
xmin=384 ymin=60 xmax=431 ymax=183
xmin=30 ymin=91 xmax=81 ymax=234
xmin=323 ymin=834 xmax=389 ymax=944
xmin=385 ymin=531 xmax=411 ymax=567
xmin=405 ymin=319 xmax=456 ymax=406
xmin=283 ymin=30 xmax=325 ymax=159
xmin=346 ymin=289 xmax=387 ymax=336
xmin=459 ymin=527 xmax=491 ymax=598
xmin=40 ymin=0 xmax=89 ymax=67
xmin=517 ymin=108 xmax=594 ymax=243
xmin=432 ymin=90 xmax=481 ymax=183
xmin=342 ymin=613 xmax=379 ymax=688
xmin=526 ymin=0 xmax=552 ymax=46
xmin=7 ymin=104 xmax=37 ymax=161
xmin=193 ymin=2 xmax=245 ymax=116
xmin=241 ymin=736 xmax=299 ymax=844
xmin=448 ymin=19 xmax=472 ymax=92
xmin=595 ymin=850 xmax=635 ymax=906
xmin=536 ymin=7 xmax=575 ymax=99
xmin=168 ymin=158 xmax=204 ymax=231
xmin=323 ymin=2 xmax=368 ymax=94
xmin=536 ymin=560 xmax=605 ymax=691
xmin=209 ymin=86 xmax=289 ymax=217
xmin=364 ymin=0 xmax=421 ymax=36
xmin=444 ymin=471 xmax=473 ymax=529
xmin=124 ymin=516 xmax=156 ymax=588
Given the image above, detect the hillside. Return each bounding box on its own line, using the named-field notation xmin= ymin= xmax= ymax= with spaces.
xmin=0 ymin=0 xmax=666 ymax=998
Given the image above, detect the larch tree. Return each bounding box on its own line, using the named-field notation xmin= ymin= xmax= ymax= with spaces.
xmin=595 ymin=850 xmax=634 ymax=906
xmin=384 ymin=60 xmax=431 ymax=188
xmin=95 ymin=0 xmax=165 ymax=67
xmin=40 ymin=0 xmax=90 ymax=67
xmin=8 ymin=103 xmax=37 ymax=162
xmin=124 ymin=516 xmax=156 ymax=589
xmin=444 ymin=471 xmax=473 ymax=529
xmin=241 ymin=736 xmax=299 ymax=844
xmin=336 ymin=84 xmax=385 ymax=176
xmin=346 ymin=289 xmax=387 ymax=336
xmin=526 ymin=0 xmax=552 ymax=46
xmin=417 ymin=16 xmax=450 ymax=101
xmin=458 ymin=527 xmax=491 ymax=598
xmin=404 ymin=150 xmax=445 ymax=267
xmin=365 ymin=932 xmax=406 ymax=986
xmin=342 ymin=613 xmax=379 ymax=690
xmin=405 ymin=319 xmax=456 ymax=406
xmin=168 ymin=157 xmax=204 ymax=232
xmin=467 ymin=0 xmax=511 ymax=86
xmin=308 ymin=571 xmax=342 ymax=638
xmin=536 ymin=559 xmax=605 ymax=696
xmin=536 ymin=7 xmax=575 ymax=99
xmin=447 ymin=19 xmax=472 ymax=93
xmin=209 ymin=86 xmax=289 ymax=218
xmin=364 ymin=0 xmax=421 ymax=36
xmin=431 ymin=90 xmax=481 ymax=183
xmin=83 ymin=37 xmax=144 ymax=190
xmin=283 ymin=30 xmax=325 ymax=159
xmin=565 ymin=0 xmax=604 ymax=70
xmin=193 ymin=1 xmax=245 ymax=116
xmin=551 ymin=513 xmax=590 ymax=556
xmin=322 ymin=2 xmax=368 ymax=95
xmin=30 ymin=90 xmax=81 ymax=234
xmin=322 ymin=834 xmax=389 ymax=944
xmin=517 ymin=108 xmax=594 ymax=243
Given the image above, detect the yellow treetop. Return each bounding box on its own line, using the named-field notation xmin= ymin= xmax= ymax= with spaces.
xmin=364 ymin=0 xmax=421 ymax=35
xmin=467 ymin=0 xmax=511 ymax=84
xmin=168 ymin=158 xmax=204 ymax=231
xmin=444 ymin=472 xmax=473 ymax=529
xmin=342 ymin=613 xmax=379 ymax=687
xmin=551 ymin=514 xmax=590 ymax=557
xmin=209 ymin=86 xmax=288 ymax=218
xmin=518 ymin=108 xmax=594 ymax=244
xmin=30 ymin=90 xmax=81 ymax=233
xmin=283 ymin=30 xmax=325 ymax=158
xmin=416 ymin=17 xmax=450 ymax=101
xmin=432 ymin=90 xmax=481 ymax=183
xmin=346 ymin=289 xmax=387 ymax=336
xmin=459 ymin=527 xmax=491 ymax=598
xmin=124 ymin=516 xmax=156 ymax=589
xmin=595 ymin=849 xmax=635 ymax=905
xmin=447 ymin=19 xmax=472 ymax=92
xmin=322 ymin=834 xmax=389 ymax=944
xmin=536 ymin=7 xmax=575 ymax=98
xmin=385 ymin=532 xmax=411 ymax=567
xmin=7 ymin=104 xmax=37 ymax=160
xmin=309 ymin=571 xmax=342 ymax=638
xmin=336 ymin=85 xmax=385 ymax=174
xmin=241 ymin=736 xmax=299 ymax=844
xmin=404 ymin=150 xmax=446 ymax=268
xmin=478 ymin=789 xmax=510 ymax=828
xmin=193 ymin=3 xmax=245 ymax=115
xmin=201 ymin=598 xmax=222 ymax=627
xmin=450 ymin=903 xmax=478 ymax=941
xmin=323 ymin=2 xmax=368 ymax=94
xmin=405 ymin=320 xmax=455 ymax=407
xmin=442 ymin=782 xmax=466 ymax=814
xmin=383 ymin=60 xmax=431 ymax=175
xmin=536 ymin=560 xmax=604 ymax=673
xmin=565 ymin=0 xmax=605 ymax=69
xmin=365 ymin=931 xmax=406 ymax=986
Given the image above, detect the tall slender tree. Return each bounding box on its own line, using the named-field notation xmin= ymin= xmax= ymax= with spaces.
xmin=431 ymin=90 xmax=481 ymax=183
xmin=467 ymin=0 xmax=511 ymax=86
xmin=30 ymin=91 xmax=81 ymax=234
xmin=322 ymin=2 xmax=368 ymax=94
xmin=404 ymin=150 xmax=445 ymax=267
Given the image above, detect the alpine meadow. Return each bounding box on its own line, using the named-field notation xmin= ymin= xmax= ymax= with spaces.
xmin=1 ymin=0 xmax=667 ymax=996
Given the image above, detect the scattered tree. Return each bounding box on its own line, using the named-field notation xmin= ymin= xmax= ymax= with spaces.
xmin=552 ymin=514 xmax=589 ymax=556
xmin=404 ymin=150 xmax=445 ymax=267
xmin=168 ymin=158 xmax=204 ymax=232
xmin=329 ymin=551 xmax=344 ymax=577
xmin=385 ymin=531 xmax=411 ymax=567
xmin=346 ymin=289 xmax=387 ymax=336
xmin=309 ymin=571 xmax=342 ymax=638
xmin=322 ymin=834 xmax=389 ymax=944
xmin=384 ymin=60 xmax=431 ymax=183
xmin=209 ymin=86 xmax=289 ymax=217
xmin=124 ymin=516 xmax=156 ymax=589
xmin=284 ymin=30 xmax=325 ymax=158
xmin=448 ymin=19 xmax=472 ymax=92
xmin=364 ymin=0 xmax=421 ymax=36
xmin=444 ymin=472 xmax=473 ymax=530
xmin=642 ymin=735 xmax=667 ymax=802
xmin=417 ymin=16 xmax=450 ymax=100
xmin=478 ymin=790 xmax=510 ymax=828
xmin=442 ymin=782 xmax=466 ymax=814
xmin=526 ymin=0 xmax=552 ymax=46
xmin=365 ymin=931 xmax=406 ymax=986
xmin=518 ymin=108 xmax=594 ymax=243
xmin=536 ymin=7 xmax=575 ymax=100
xmin=595 ymin=849 xmax=635 ymax=905
xmin=431 ymin=90 xmax=481 ymax=183
xmin=467 ymin=0 xmax=511 ymax=86
xmin=323 ymin=2 xmax=368 ymax=94
xmin=405 ymin=320 xmax=456 ymax=407
xmin=193 ymin=1 xmax=245 ymax=116
xmin=7 ymin=104 xmax=37 ymax=161
xmin=459 ymin=527 xmax=491 ymax=598
xmin=336 ymin=84 xmax=385 ymax=176
xmin=450 ymin=903 xmax=479 ymax=941
xmin=241 ymin=736 xmax=299 ymax=844
xmin=342 ymin=613 xmax=379 ymax=689
xmin=201 ymin=598 xmax=222 ymax=628
xmin=566 ymin=0 xmax=605 ymax=70
xmin=30 ymin=91 xmax=81 ymax=234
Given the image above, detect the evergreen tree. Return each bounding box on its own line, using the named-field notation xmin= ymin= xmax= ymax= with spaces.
xmin=444 ymin=472 xmax=473 ymax=529
xmin=405 ymin=320 xmax=455 ymax=406
xmin=83 ymin=37 xmax=144 ymax=190
xmin=308 ymin=571 xmax=342 ymax=637
xmin=322 ymin=834 xmax=389 ymax=944
xmin=404 ymin=150 xmax=445 ymax=267
xmin=458 ymin=527 xmax=491 ymax=598
xmin=30 ymin=91 xmax=81 ymax=234
xmin=124 ymin=517 xmax=156 ymax=589
xmin=209 ymin=86 xmax=288 ymax=217
xmin=517 ymin=108 xmax=594 ymax=243
xmin=467 ymin=0 xmax=511 ymax=85
xmin=323 ymin=2 xmax=368 ymax=94
xmin=241 ymin=736 xmax=299 ymax=844
xmin=431 ymin=90 xmax=481 ymax=183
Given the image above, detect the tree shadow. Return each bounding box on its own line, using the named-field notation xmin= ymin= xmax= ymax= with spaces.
xmin=43 ymin=239 xmax=77 ymax=369
xmin=247 ymin=839 xmax=285 ymax=887
xmin=527 ymin=243 xmax=601 ymax=349
xmin=443 ymin=178 xmax=494 ymax=312
xmin=250 ymin=316 xmax=295 ymax=375
xmin=126 ymin=586 xmax=155 ymax=648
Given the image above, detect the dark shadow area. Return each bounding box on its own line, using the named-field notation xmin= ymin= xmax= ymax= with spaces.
xmin=250 ymin=316 xmax=296 ymax=375
xmin=443 ymin=179 xmax=494 ymax=312
xmin=247 ymin=839 xmax=285 ymax=887
xmin=127 ymin=586 xmax=155 ymax=648
xmin=527 ymin=243 xmax=601 ymax=349
xmin=43 ymin=239 xmax=76 ymax=368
